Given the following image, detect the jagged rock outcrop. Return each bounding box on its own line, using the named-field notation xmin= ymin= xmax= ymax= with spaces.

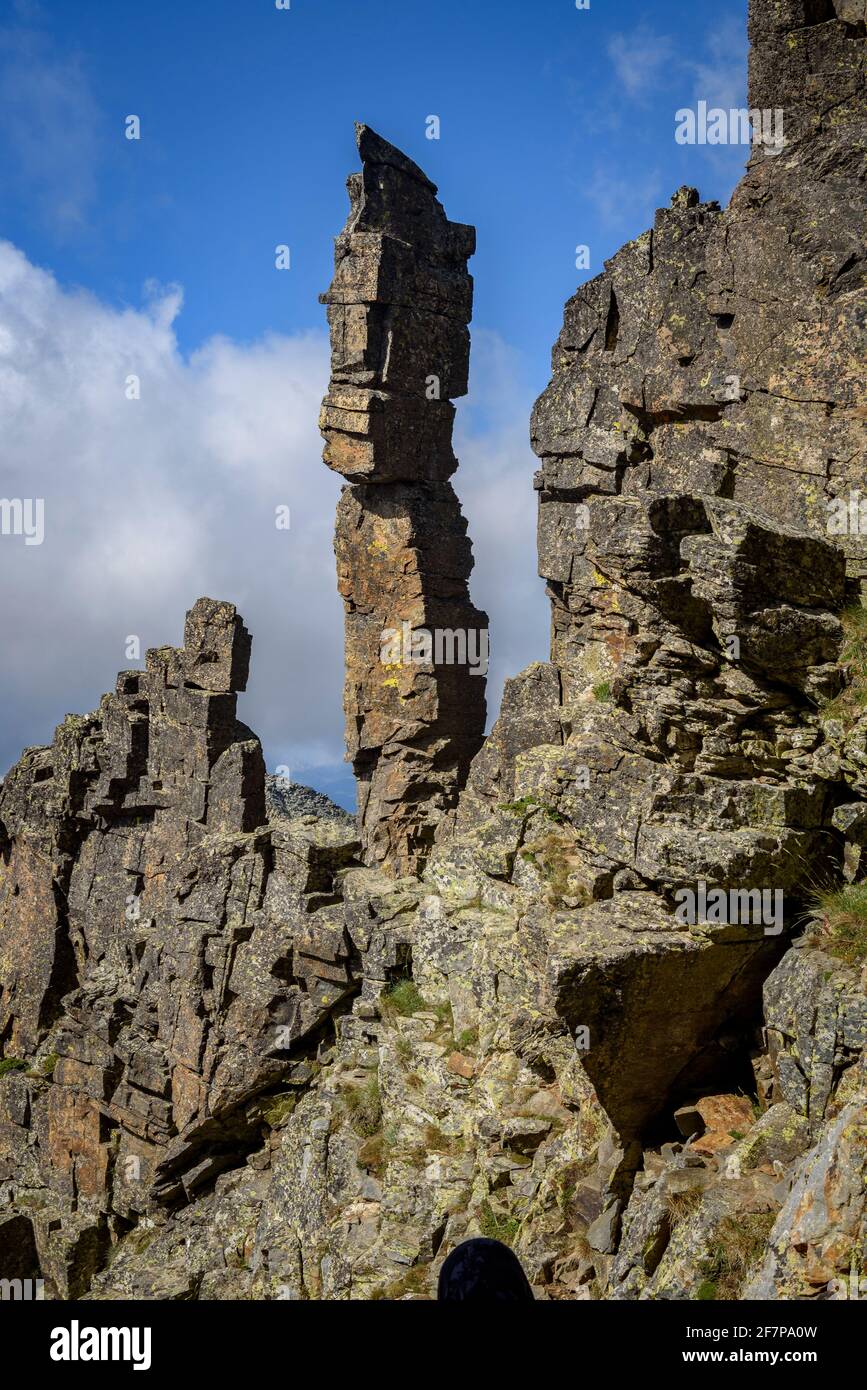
xmin=532 ymin=0 xmax=865 ymax=707
xmin=0 ymin=600 xmax=408 ymax=1294
xmin=745 ymin=1099 xmax=866 ymax=1299
xmin=265 ymin=774 xmax=354 ymax=827
xmin=439 ymin=484 xmax=861 ymax=1224
xmin=320 ymin=124 xmax=488 ymax=876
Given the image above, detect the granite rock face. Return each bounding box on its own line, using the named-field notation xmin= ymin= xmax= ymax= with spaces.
xmin=0 ymin=600 xmax=394 ymax=1292
xmin=451 ymin=486 xmax=857 ymax=1157
xmin=0 ymin=598 xmax=264 ymax=1061
xmin=532 ymin=0 xmax=866 ymax=703
xmin=321 ymin=124 xmax=487 ymax=876
xmin=744 ymin=1100 xmax=867 ymax=1300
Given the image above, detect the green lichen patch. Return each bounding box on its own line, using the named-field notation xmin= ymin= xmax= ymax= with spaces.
xmin=370 ymin=1264 xmax=430 ymax=1300
xmin=0 ymin=1058 xmax=28 ymax=1078
xmin=262 ymin=1092 xmax=297 ymax=1128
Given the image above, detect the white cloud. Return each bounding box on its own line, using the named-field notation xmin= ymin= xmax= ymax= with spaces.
xmin=682 ymin=14 xmax=751 ymax=183
xmin=0 ymin=22 xmax=101 ymax=231
xmin=689 ymin=15 xmax=749 ymax=114
xmin=608 ymin=26 xmax=675 ymax=101
xmin=0 ymin=243 xmax=549 ymax=798
xmin=585 ymin=165 xmax=666 ymax=230
xmin=455 ymin=329 xmax=550 ymax=723
xmin=0 ymin=240 xmax=343 ymax=781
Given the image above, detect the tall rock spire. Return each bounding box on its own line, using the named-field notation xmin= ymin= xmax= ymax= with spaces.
xmin=320 ymin=124 xmax=487 ymax=874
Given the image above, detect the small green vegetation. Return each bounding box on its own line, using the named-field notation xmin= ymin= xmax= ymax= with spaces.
xmin=500 ymin=794 xmax=541 ymax=816
xmin=520 ymin=833 xmax=590 ymax=909
xmin=380 ymin=978 xmax=426 ymax=1018
xmin=0 ymin=1058 xmax=28 ymax=1078
xmin=394 ymin=1035 xmax=413 ymax=1066
xmin=666 ymin=1187 xmax=705 ymax=1227
xmin=806 ymin=880 xmax=867 ymax=968
xmin=432 ymin=999 xmax=453 ymax=1029
xmin=822 ymin=605 xmax=867 ymax=725
xmin=357 ymin=1133 xmax=388 ymax=1175
xmin=456 ymin=1026 xmax=479 ymax=1052
xmin=696 ymin=1212 xmax=776 ymax=1299
xmin=343 ymin=1077 xmax=382 ymax=1138
xmin=370 ymin=1264 xmax=430 ymax=1300
xmin=423 ymin=1124 xmax=458 ymax=1154
xmin=499 ymin=795 xmax=564 ymax=824
xmin=262 ymin=1092 xmax=297 ymax=1128
xmin=40 ymin=1053 xmax=59 ymax=1078
xmin=381 ymin=979 xmax=452 ymax=1041
xmin=592 ymin=680 xmax=612 ymax=703
xmin=478 ymin=1199 xmax=520 ymax=1247
xmin=555 ymin=1161 xmax=587 ymax=1214
xmin=407 ymin=1124 xmax=463 ymax=1166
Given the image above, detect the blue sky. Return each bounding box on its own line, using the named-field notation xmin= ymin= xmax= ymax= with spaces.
xmin=0 ymin=0 xmax=750 ymax=809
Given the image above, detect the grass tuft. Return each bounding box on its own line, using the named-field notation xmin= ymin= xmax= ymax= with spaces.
xmin=696 ymin=1212 xmax=776 ymax=1299
xmin=357 ymin=1133 xmax=388 ymax=1175
xmin=478 ymin=1198 xmax=520 ymax=1247
xmin=380 ymin=978 xmax=426 ymax=1018
xmin=666 ymin=1187 xmax=705 ymax=1228
xmin=822 ymin=605 xmax=867 ymax=726
xmin=343 ymin=1077 xmax=382 ymax=1138
xmin=806 ymin=880 xmax=867 ymax=968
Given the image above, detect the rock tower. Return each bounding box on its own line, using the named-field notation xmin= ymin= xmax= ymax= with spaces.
xmin=320 ymin=124 xmax=488 ymax=875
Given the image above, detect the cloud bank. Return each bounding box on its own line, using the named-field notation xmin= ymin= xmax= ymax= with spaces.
xmin=0 ymin=243 xmax=548 ymax=802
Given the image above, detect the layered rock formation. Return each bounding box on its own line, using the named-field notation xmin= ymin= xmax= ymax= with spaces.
xmin=532 ymin=0 xmax=866 ymax=703
xmin=0 ymin=0 xmax=864 ymax=1304
xmin=320 ymin=124 xmax=487 ymax=876
xmin=0 ymin=601 xmax=396 ymax=1293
